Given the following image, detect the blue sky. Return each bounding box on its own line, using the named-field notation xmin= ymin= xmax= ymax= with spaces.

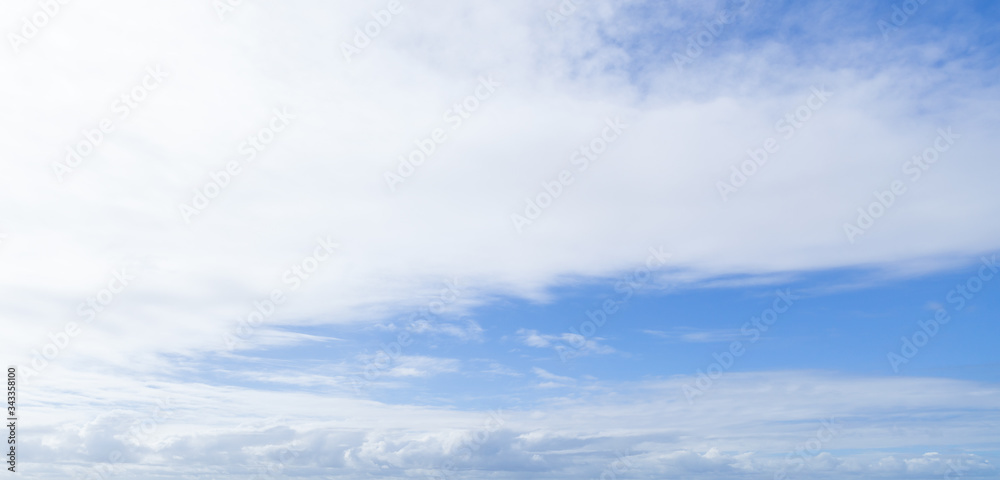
xmin=2 ymin=0 xmax=1000 ymax=479
xmin=211 ymin=257 xmax=1000 ymax=407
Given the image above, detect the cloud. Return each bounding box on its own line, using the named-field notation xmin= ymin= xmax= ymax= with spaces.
xmin=532 ymin=367 xmax=575 ymax=384
xmin=2 ymin=0 xmax=1000 ymax=372
xmin=17 ymin=369 xmax=1000 ymax=479
xmin=406 ymin=317 xmax=484 ymax=342
xmin=517 ymin=329 xmax=616 ymax=358
xmin=383 ymin=356 xmax=461 ymax=378
xmin=4 ymin=0 xmax=1000 ymax=478
xmin=644 ymin=328 xmax=743 ymax=343
xmin=517 ymin=328 xmax=555 ymax=348
xmin=480 ymin=362 xmax=522 ymax=377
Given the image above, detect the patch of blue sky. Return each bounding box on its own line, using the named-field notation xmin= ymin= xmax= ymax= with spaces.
xmin=584 ymin=0 xmax=1000 ymax=98
xmin=201 ymin=253 xmax=1000 ymax=411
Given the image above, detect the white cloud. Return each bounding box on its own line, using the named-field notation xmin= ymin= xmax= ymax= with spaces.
xmin=2 ymin=0 xmax=999 ymax=371
xmin=532 ymin=367 xmax=575 ymax=384
xmin=517 ymin=329 xmax=616 ymax=358
xmin=4 ymin=0 xmax=1000 ymax=477
xmin=480 ymin=362 xmax=522 ymax=377
xmin=644 ymin=328 xmax=743 ymax=343
xmin=517 ymin=328 xmax=554 ymax=348
xmin=16 ymin=368 xmax=1000 ymax=479
xmin=384 ymin=356 xmax=461 ymax=378
xmin=407 ymin=317 xmax=484 ymax=342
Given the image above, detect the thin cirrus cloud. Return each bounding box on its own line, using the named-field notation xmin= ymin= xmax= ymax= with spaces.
xmin=643 ymin=328 xmax=744 ymax=343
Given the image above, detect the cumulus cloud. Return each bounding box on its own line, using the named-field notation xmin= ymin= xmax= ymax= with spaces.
xmin=16 ymin=369 xmax=1000 ymax=478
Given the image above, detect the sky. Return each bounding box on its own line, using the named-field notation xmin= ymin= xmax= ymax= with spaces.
xmin=1 ymin=0 xmax=999 ymax=479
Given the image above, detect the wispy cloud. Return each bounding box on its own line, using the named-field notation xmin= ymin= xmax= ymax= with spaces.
xmin=375 ymin=355 xmax=461 ymax=378
xmin=643 ymin=328 xmax=743 ymax=343
xmin=517 ymin=328 xmax=616 ymax=357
